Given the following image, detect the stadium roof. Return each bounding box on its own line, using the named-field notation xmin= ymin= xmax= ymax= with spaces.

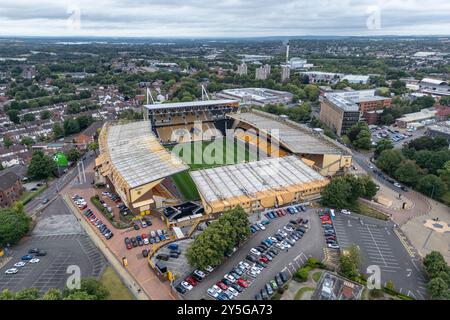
xmin=228 ymin=111 xmax=351 ymax=155
xmin=144 ymin=99 xmax=239 ymax=111
xmin=190 ymin=156 xmax=328 ymax=204
xmin=103 ymin=121 xmax=188 ymax=188
xmin=420 ymin=78 xmax=448 ymax=86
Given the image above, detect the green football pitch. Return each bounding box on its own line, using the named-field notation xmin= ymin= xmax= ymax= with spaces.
xmin=167 ymin=138 xmax=258 ymax=201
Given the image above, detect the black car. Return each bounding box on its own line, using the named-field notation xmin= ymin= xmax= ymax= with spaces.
xmin=170 ymin=249 xmax=181 ymax=255
xmin=246 ymin=255 xmax=257 ymax=263
xmin=105 ymin=233 xmax=114 ymax=240
xmin=36 ymin=250 xmax=47 ymax=256
xmin=256 ymin=261 xmax=267 ymax=268
xmin=156 ymin=254 xmax=169 ymax=261
xmin=175 ymin=285 xmax=186 ymax=294
xmin=133 ymin=224 xmax=140 ymax=230
xmin=131 ymin=237 xmax=138 ymax=247
xmin=222 ymin=278 xmax=232 ymax=286
xmin=269 ymin=248 xmax=279 ymax=255
xmin=191 ymin=273 xmax=203 ymax=282
xmin=279 ymin=271 xmax=289 ymax=283
xmin=28 ymin=248 xmax=40 ymax=254
xmin=142 ymin=249 xmax=149 ymax=258
xmin=169 ymin=252 xmax=179 ymax=258
xmin=275 ymin=275 xmax=283 ymax=287
xmin=255 ymin=293 xmax=262 ymax=300
xmin=231 ymin=283 xmax=243 ymax=293
xmin=260 ymin=289 xmax=268 ymax=300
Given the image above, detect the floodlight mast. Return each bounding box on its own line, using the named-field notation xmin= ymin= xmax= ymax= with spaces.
xmin=144 ymin=87 xmax=155 ymax=121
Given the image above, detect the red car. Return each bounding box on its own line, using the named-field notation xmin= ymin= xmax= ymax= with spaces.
xmin=280 ymin=209 xmax=287 ymax=216
xmin=276 ymin=210 xmax=283 ymax=217
xmin=216 ymin=281 xmax=228 ymax=290
xmin=320 ymin=215 xmax=330 ymax=221
xmin=322 ymin=220 xmax=332 ymax=225
xmin=259 ymin=257 xmax=269 ymax=263
xmin=124 ymin=237 xmax=132 ymax=250
xmin=186 ymin=276 xmax=198 ymax=286
xmin=80 ymin=204 xmax=87 ymax=210
xmin=236 ymin=279 xmax=249 ymax=288
xmin=142 ymin=234 xmax=148 ymax=239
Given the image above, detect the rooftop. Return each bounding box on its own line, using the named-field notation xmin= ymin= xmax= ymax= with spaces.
xmin=144 ymin=99 xmax=239 ymax=111
xmin=325 ymin=94 xmax=360 ymax=112
xmin=219 ymin=87 xmax=293 ymax=101
xmin=103 ymin=121 xmax=188 ymax=188
xmin=190 ymin=156 xmax=327 ymax=204
xmin=420 ymin=78 xmax=448 ymax=86
xmin=229 ymin=110 xmax=351 ymax=155
xmin=397 ymin=108 xmax=437 ymax=123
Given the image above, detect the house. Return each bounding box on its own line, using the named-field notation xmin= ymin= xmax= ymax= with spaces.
xmin=0 ymin=170 xmax=23 ymax=207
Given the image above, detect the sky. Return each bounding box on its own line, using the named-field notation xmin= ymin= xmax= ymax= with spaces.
xmin=0 ymin=0 xmax=449 ymax=38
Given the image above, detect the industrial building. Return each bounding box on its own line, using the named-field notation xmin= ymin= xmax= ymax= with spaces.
xmin=395 ymin=108 xmax=437 ymax=128
xmin=190 ymin=156 xmax=330 ymax=215
xmin=319 ymin=94 xmax=361 ymax=136
xmin=341 ymin=74 xmax=370 ymax=84
xmin=419 ymin=78 xmax=450 ymax=96
xmin=95 ymin=121 xmax=189 ymax=214
xmin=217 ymin=87 xmax=293 ymax=107
xmin=302 ymin=71 xmax=343 ymax=84
xmin=228 ymin=110 xmax=353 ymax=176
xmin=426 ymin=122 xmax=450 ymax=143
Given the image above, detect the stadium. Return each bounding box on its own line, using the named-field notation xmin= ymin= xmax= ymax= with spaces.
xmin=95 ymin=98 xmax=352 ymax=226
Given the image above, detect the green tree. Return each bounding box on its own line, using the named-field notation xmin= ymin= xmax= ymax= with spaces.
xmin=23 ymin=113 xmax=36 ymax=122
xmin=40 ymin=110 xmax=52 ymax=120
xmin=20 ymin=137 xmax=35 ymax=148
xmin=66 ymin=148 xmax=80 ymax=162
xmin=27 ymin=150 xmax=57 ymax=180
xmin=339 ymin=245 xmax=361 ymax=279
xmin=0 ymin=207 xmax=32 ymax=246
xmin=63 ymin=291 xmax=96 ymax=300
xmin=64 ymin=118 xmax=80 ymax=135
xmin=360 ymin=175 xmax=378 ymax=199
xmin=3 ymin=136 xmax=13 ymax=148
xmin=394 ymin=160 xmax=424 ymax=186
xmin=376 ymin=149 xmax=405 ymax=176
xmin=88 ymin=141 xmax=99 ymax=156
xmin=7 ymin=110 xmax=20 ymax=124
xmin=41 ymin=288 xmax=63 ymax=300
xmin=423 ymin=251 xmax=449 ymax=279
xmin=438 ymin=160 xmax=450 ymax=187
xmin=416 ymin=174 xmax=447 ymax=199
xmin=374 ymin=139 xmax=394 ymax=158
xmin=52 ymin=122 xmax=64 ymax=139
xmin=427 ymin=277 xmax=449 ymax=300
xmin=0 ymin=289 xmax=15 ymax=300
xmin=14 ymin=288 xmax=40 ymax=300
xmin=353 ymin=129 xmax=372 ymax=150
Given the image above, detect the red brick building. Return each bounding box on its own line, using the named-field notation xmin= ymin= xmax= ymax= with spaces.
xmin=0 ymin=171 xmax=23 ymax=207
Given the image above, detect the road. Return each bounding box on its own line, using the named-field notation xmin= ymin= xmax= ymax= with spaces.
xmin=25 ymin=153 xmax=95 ymax=215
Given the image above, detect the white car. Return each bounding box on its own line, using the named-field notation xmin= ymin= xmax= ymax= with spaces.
xmin=394 ymin=182 xmax=402 ymax=188
xmin=30 ymin=258 xmax=40 ymax=264
xmin=14 ymin=262 xmax=26 ymax=268
xmin=250 ymin=248 xmax=261 ymax=256
xmin=341 ymin=209 xmax=351 ymax=215
xmin=224 ymin=273 xmax=236 ymax=283
xmin=275 ymin=243 xmax=285 ymax=250
xmin=181 ymin=281 xmax=193 ymax=291
xmin=281 ymin=241 xmax=291 ymax=249
xmin=194 ymin=269 xmax=206 ymax=279
xmin=143 ymin=238 xmax=149 ymax=245
xmin=257 ymin=223 xmax=265 ymax=230
xmin=328 ymin=243 xmax=340 ymax=249
xmin=284 ymin=225 xmax=294 ymax=232
xmin=212 ymin=284 xmax=222 ymax=294
xmin=248 ymin=269 xmax=258 ymax=278
xmin=268 ymin=237 xmax=278 ymax=243
xmin=5 ymin=268 xmax=18 ymax=274
xmin=238 ymin=261 xmax=250 ymax=270
xmin=227 ymin=287 xmax=239 ymax=297
xmin=205 ymin=265 xmax=214 ymax=273
xmin=207 ymin=287 xmax=219 ymax=299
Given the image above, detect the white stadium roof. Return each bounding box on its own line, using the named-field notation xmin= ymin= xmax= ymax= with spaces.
xmin=190 ymin=156 xmax=326 ymax=203
xmin=105 ymin=121 xmax=188 ymax=188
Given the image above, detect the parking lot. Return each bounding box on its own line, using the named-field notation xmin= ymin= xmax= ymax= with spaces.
xmin=183 ymin=206 xmax=325 ymax=300
xmin=151 ymin=238 xmax=194 ymax=279
xmin=332 ymin=213 xmax=428 ymax=299
xmin=370 ymin=125 xmax=425 ymax=147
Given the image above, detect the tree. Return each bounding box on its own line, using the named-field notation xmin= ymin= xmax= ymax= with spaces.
xmin=438 ymin=160 xmax=450 ymax=187
xmin=339 ymin=245 xmax=361 ymax=279
xmin=40 ymin=110 xmax=52 ymax=120
xmin=417 ymin=174 xmax=447 ymax=199
xmin=7 ymin=110 xmax=20 ymax=124
xmin=394 ymin=160 xmax=424 ymax=186
xmin=424 ymin=251 xmax=449 ymax=279
xmin=23 ymin=113 xmax=36 ymax=122
xmin=41 ymin=288 xmax=63 ymax=300
xmin=321 ymin=175 xmax=369 ymax=208
xmin=376 ymin=149 xmax=405 ymax=176
xmin=88 ymin=141 xmax=99 ymax=156
xmin=374 ymin=139 xmax=393 ymax=158
xmin=3 ymin=136 xmax=13 ymax=148
xmin=52 ymin=122 xmax=64 ymax=139
xmin=79 ymin=278 xmax=109 ymax=300
xmin=64 ymin=118 xmax=80 ymax=135
xmin=187 ymin=206 xmax=250 ymax=268
xmin=0 ymin=207 xmax=32 ymax=246
xmin=353 ymin=129 xmax=372 ymax=150
xmin=0 ymin=289 xmax=15 ymax=300
xmin=66 ymin=148 xmax=80 ymax=162
xmin=63 ymin=291 xmax=96 ymax=300
xmin=27 ymin=150 xmax=57 ymax=180
xmin=20 ymin=137 xmax=35 ymax=148
xmin=427 ymin=277 xmax=449 ymax=300
xmin=14 ymin=288 xmax=40 ymax=300
xmin=360 ymin=175 xmax=378 ymax=199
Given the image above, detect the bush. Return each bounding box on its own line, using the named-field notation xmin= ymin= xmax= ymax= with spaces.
xmin=90 ymin=196 xmax=131 ymax=229
xmin=293 ymin=267 xmax=310 ymax=282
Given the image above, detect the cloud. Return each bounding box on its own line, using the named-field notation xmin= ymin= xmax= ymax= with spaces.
xmin=0 ymin=0 xmax=449 ymax=37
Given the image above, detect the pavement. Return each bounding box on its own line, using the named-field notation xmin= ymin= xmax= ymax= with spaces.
xmin=332 ymin=213 xmax=428 ymax=299
xmin=183 ymin=208 xmax=325 ymax=300
xmin=0 ymin=198 xmax=106 ymax=294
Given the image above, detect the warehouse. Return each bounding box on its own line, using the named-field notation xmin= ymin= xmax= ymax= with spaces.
xmin=190 ymin=156 xmax=329 ymax=215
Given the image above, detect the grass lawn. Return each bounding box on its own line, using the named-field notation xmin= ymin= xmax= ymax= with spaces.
xmin=100 ymin=266 xmax=134 ymax=300
xmin=312 ymin=271 xmax=322 ymax=283
xmin=354 ymin=201 xmax=390 ymax=221
xmin=294 ymin=287 xmax=314 ymax=300
xmin=167 ymin=139 xmax=258 ymax=201
xmin=439 ymin=191 xmax=450 ymax=206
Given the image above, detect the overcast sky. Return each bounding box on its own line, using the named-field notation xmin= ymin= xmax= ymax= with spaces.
xmin=0 ymin=0 xmax=449 ymax=37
